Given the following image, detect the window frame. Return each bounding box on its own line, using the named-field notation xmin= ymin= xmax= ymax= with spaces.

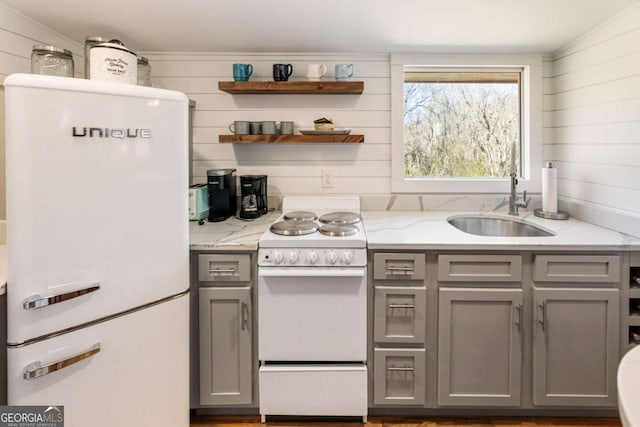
xmin=391 ymin=53 xmax=543 ymax=194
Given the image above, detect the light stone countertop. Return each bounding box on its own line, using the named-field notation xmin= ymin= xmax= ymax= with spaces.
xmin=362 ymin=210 xmax=640 ymax=251
xmin=188 ymin=210 xmax=640 ymax=252
xmin=189 ymin=211 xmax=281 ymax=251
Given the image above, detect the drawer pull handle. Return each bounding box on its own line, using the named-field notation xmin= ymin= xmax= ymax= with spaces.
xmin=386 ymin=266 xmax=414 ymax=275
xmin=388 ymin=304 xmax=415 ymax=309
xmin=538 ymin=302 xmax=546 ymax=331
xmin=209 ymin=268 xmax=237 ymax=275
xmin=241 ymin=302 xmax=249 ymax=331
xmin=388 ymin=367 xmax=414 ymax=372
xmin=23 ymin=282 xmax=100 ymax=310
xmin=515 ymin=303 xmax=523 ymax=333
xmin=24 ymin=343 xmax=100 ymax=380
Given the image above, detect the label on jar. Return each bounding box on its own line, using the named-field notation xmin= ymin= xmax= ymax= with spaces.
xmin=90 ymin=46 xmax=137 ymax=84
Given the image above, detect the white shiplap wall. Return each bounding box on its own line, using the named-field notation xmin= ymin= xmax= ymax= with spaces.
xmin=548 ymin=2 xmax=640 ymax=237
xmin=147 ymin=52 xmax=391 ymax=197
xmin=0 ymin=4 xmax=83 ymax=80
xmin=0 ymin=3 xmax=83 ymax=219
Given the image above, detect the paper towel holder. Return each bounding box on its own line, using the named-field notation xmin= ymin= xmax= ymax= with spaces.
xmin=534 ymin=161 xmax=569 ymax=220
xmin=534 ymin=208 xmax=569 ymax=220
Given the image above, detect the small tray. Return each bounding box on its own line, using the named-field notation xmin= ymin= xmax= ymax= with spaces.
xmin=299 ymin=128 xmax=351 ymax=135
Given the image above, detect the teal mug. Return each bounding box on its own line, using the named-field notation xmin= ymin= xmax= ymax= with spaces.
xmin=233 ymin=63 xmax=253 ymax=81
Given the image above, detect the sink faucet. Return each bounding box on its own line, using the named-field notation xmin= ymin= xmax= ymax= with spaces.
xmin=508 ymin=170 xmax=530 ymax=216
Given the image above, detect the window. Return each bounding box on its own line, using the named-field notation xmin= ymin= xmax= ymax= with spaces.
xmin=391 ymin=54 xmax=542 ymax=193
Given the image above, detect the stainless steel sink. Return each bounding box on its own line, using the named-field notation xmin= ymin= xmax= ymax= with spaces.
xmin=447 ymin=215 xmax=555 ymax=237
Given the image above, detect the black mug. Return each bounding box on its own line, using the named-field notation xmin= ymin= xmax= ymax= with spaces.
xmin=273 ymin=64 xmax=293 ymax=81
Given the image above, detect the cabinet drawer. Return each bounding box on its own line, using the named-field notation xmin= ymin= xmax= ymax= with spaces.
xmin=438 ymin=254 xmax=522 ymax=282
xmin=373 ymin=253 xmax=425 ymax=281
xmin=533 ymin=255 xmax=620 ymax=283
xmin=374 ymin=287 xmax=426 ymax=344
xmin=198 ymin=254 xmax=251 ymax=282
xmin=373 ymin=348 xmax=426 ymax=406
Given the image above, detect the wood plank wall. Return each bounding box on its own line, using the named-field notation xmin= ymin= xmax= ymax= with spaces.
xmin=148 ymin=52 xmax=391 ymax=197
xmin=547 ymin=2 xmax=640 ymax=236
xmin=0 ymin=3 xmax=83 ymax=220
xmin=2 ymin=1 xmax=640 ymax=236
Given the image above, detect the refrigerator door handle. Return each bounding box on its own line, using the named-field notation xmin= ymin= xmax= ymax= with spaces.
xmin=23 ymin=282 xmax=101 ymax=310
xmin=23 ymin=343 xmax=101 ymax=380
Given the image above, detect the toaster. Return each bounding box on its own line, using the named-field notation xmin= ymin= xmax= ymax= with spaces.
xmin=189 ymin=184 xmax=209 ymax=221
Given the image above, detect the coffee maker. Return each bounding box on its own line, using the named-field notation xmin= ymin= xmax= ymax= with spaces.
xmin=239 ymin=175 xmax=268 ymax=219
xmin=207 ymin=169 xmax=236 ymax=222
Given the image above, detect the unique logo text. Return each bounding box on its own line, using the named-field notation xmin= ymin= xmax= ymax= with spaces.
xmin=72 ymin=127 xmax=151 ymax=139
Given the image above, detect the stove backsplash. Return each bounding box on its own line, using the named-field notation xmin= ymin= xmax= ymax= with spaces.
xmin=265 ymin=194 xmax=542 ymax=213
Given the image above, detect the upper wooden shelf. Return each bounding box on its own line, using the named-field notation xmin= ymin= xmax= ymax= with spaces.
xmin=219 ymin=134 xmax=364 ymax=144
xmin=218 ymin=81 xmax=364 ymax=94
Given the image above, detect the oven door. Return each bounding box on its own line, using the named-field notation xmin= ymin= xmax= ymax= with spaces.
xmin=258 ymin=267 xmax=366 ymax=361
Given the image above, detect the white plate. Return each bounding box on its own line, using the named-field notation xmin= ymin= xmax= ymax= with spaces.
xmin=299 ymin=128 xmax=351 ymax=135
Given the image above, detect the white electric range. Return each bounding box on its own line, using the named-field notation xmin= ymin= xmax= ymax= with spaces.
xmin=257 ymin=196 xmax=368 ymax=422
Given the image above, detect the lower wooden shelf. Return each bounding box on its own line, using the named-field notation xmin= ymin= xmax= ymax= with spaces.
xmin=219 ymin=134 xmax=364 ymax=144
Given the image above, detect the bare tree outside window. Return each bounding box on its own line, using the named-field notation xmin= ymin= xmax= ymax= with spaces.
xmin=403 ymin=72 xmax=521 ymax=178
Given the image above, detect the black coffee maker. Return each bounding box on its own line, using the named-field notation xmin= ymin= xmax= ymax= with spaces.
xmin=207 ymin=169 xmax=236 ymax=222
xmin=239 ymin=175 xmax=268 ymax=219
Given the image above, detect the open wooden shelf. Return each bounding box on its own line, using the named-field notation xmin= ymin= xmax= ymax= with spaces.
xmin=218 ymin=81 xmax=364 ymax=94
xmin=219 ymin=134 xmax=364 ymax=144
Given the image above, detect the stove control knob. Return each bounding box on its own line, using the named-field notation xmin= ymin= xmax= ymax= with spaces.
xmin=327 ymin=250 xmax=338 ymax=265
xmin=288 ymin=251 xmax=299 ymax=264
xmin=308 ymin=251 xmax=318 ymax=265
xmin=342 ymin=251 xmax=353 ymax=265
xmin=274 ymin=251 xmax=284 ymax=264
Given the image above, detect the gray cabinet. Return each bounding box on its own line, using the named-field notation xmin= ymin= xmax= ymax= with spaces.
xmin=371 ymin=252 xmax=427 ymax=407
xmin=198 ymin=254 xmax=251 ymax=282
xmin=373 ymin=253 xmax=426 ymax=281
xmin=438 ymin=288 xmax=523 ymax=406
xmin=533 ymin=255 xmax=620 ymax=283
xmin=374 ymin=286 xmax=426 ymax=344
xmin=198 ymin=286 xmax=252 ymax=405
xmin=532 ymin=287 xmax=619 ymax=407
xmin=438 ymin=254 xmax=522 ymax=283
xmin=373 ymin=348 xmax=426 ymax=405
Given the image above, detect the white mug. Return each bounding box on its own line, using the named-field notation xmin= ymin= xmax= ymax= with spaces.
xmin=306 ymin=64 xmax=327 ymax=81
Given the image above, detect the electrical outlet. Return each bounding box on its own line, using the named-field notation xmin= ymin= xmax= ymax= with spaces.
xmin=321 ymin=169 xmax=334 ymax=188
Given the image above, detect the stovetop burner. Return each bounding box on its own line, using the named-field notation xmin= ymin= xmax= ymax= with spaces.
xmin=319 ymin=223 xmax=359 ymax=237
xmin=283 ymin=210 xmax=318 ymax=221
xmin=319 ymin=211 xmax=362 ymax=225
xmin=260 ymin=196 xmax=366 ymax=249
xmin=270 ymin=220 xmax=319 ymax=236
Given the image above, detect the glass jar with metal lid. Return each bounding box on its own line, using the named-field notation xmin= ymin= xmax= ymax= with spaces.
xmin=84 ymin=36 xmax=109 ymax=79
xmin=137 ymin=56 xmax=152 ymax=86
xmin=31 ymin=45 xmax=74 ymax=77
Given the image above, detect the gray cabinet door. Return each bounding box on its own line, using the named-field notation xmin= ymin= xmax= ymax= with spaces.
xmin=533 ymin=288 xmax=619 ymax=407
xmin=438 ymin=288 xmax=523 ymax=406
xmin=199 ymin=287 xmax=252 ymax=405
xmin=374 ymin=286 xmax=426 ymax=344
xmin=373 ymin=348 xmax=426 ymax=405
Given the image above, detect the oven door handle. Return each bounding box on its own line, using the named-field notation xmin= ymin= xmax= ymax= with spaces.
xmin=258 ymin=268 xmax=365 ymax=278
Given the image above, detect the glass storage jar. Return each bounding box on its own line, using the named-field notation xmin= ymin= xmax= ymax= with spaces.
xmin=31 ymin=45 xmax=74 ymax=77
xmin=84 ymin=36 xmax=108 ymax=79
xmin=137 ymin=56 xmax=151 ymax=86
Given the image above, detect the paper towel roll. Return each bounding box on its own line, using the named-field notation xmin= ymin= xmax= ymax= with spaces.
xmin=542 ymin=162 xmax=558 ymax=213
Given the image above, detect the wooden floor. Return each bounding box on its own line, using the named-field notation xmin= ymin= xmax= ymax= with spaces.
xmin=190 ymin=416 xmax=622 ymax=427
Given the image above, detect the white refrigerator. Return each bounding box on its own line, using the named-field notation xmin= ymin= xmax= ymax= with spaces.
xmin=4 ymin=74 xmax=190 ymax=427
